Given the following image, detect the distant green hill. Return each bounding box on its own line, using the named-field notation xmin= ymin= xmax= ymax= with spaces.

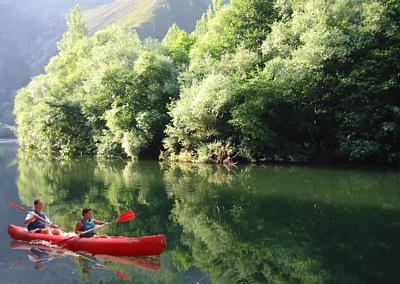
xmin=0 ymin=1 xmax=110 ymax=101
xmin=83 ymin=0 xmax=213 ymax=39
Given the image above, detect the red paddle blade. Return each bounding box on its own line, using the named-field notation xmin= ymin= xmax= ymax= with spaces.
xmin=9 ymin=259 xmax=26 ymax=265
xmin=8 ymin=202 xmax=25 ymax=211
xmin=94 ymin=265 xmax=130 ymax=279
xmin=115 ymin=210 xmax=135 ymax=222
xmin=115 ymin=271 xmax=130 ymax=280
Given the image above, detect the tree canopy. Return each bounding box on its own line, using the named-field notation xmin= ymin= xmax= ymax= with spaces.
xmin=15 ymin=5 xmax=179 ymax=159
xmin=14 ymin=1 xmax=400 ymax=164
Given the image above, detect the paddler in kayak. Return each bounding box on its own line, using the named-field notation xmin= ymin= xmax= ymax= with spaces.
xmin=75 ymin=207 xmax=109 ymax=238
xmin=23 ymin=199 xmax=63 ymax=235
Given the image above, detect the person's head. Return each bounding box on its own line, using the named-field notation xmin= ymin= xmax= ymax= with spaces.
xmin=33 ymin=199 xmax=43 ymax=211
xmin=82 ymin=266 xmax=92 ymax=274
xmin=35 ymin=262 xmax=44 ymax=270
xmin=82 ymin=207 xmax=92 ymax=218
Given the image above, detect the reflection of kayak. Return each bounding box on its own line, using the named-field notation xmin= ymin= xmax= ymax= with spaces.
xmin=10 ymin=241 xmax=132 ymax=279
xmin=95 ymin=254 xmax=161 ymax=271
xmin=10 ymin=240 xmax=68 ymax=257
xmin=9 ymin=241 xmax=67 ymax=265
xmin=8 ymin=225 xmax=166 ymax=256
xmin=9 ymin=240 xmax=162 ymax=270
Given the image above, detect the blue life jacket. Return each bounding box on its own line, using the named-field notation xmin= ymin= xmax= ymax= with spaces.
xmin=27 ymin=211 xmax=47 ymax=231
xmin=79 ymin=218 xmax=95 ymax=238
xmin=29 ymin=248 xmax=53 ymax=263
xmin=30 ymin=248 xmax=49 ymax=259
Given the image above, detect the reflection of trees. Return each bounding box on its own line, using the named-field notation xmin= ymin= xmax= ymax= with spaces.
xmin=16 ymin=151 xmax=174 ymax=237
xmin=164 ymin=163 xmax=400 ymax=283
xmin=14 ymin=151 xmax=400 ymax=282
xmin=164 ymin=163 xmax=325 ymax=283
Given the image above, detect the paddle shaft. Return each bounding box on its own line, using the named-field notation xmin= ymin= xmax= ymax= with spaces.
xmin=9 ymin=257 xmax=51 ymax=265
xmin=77 ymin=255 xmax=130 ymax=279
xmin=77 ymin=210 xmax=135 ymax=235
xmin=94 ymin=264 xmax=130 ymax=280
xmin=8 ymin=202 xmax=57 ymax=227
xmin=53 ymin=210 xmax=135 ymax=245
xmin=78 ymin=220 xmax=115 ymax=235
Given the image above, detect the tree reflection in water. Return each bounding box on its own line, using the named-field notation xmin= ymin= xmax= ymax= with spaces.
xmin=14 ymin=151 xmax=400 ymax=283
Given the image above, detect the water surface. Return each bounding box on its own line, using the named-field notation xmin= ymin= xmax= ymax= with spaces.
xmin=0 ymin=141 xmax=399 ymax=283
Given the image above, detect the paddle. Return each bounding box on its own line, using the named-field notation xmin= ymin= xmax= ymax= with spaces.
xmin=85 ymin=210 xmax=136 ymax=233
xmin=8 ymin=201 xmax=58 ymax=227
xmin=54 ymin=210 xmax=135 ymax=245
xmin=94 ymin=264 xmax=130 ymax=280
xmin=77 ymin=210 xmax=136 ymax=235
xmin=70 ymin=251 xmax=130 ymax=280
xmin=9 ymin=258 xmax=53 ymax=265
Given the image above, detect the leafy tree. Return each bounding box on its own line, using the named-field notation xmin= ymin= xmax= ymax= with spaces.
xmin=15 ymin=7 xmax=179 ymax=158
xmin=14 ymin=0 xmax=400 ymax=165
xmin=259 ymin=0 xmax=400 ymax=163
xmin=332 ymin=0 xmax=400 ymax=163
xmin=191 ymin=0 xmax=278 ymax=58
xmin=163 ymin=0 xmax=276 ymax=162
xmin=163 ymin=0 xmax=400 ymax=164
xmin=15 ymin=5 xmax=92 ymax=154
xmin=162 ymin=24 xmax=195 ymax=65
xmin=164 ymin=46 xmax=260 ymax=162
xmin=100 ymin=48 xmax=179 ymax=159
xmin=57 ymin=4 xmax=88 ymax=53
xmin=14 ymin=74 xmax=56 ymax=151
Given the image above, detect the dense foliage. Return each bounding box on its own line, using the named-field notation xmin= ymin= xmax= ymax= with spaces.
xmin=14 ymin=0 xmax=400 ymax=164
xmin=15 ymin=6 xmax=179 ymax=158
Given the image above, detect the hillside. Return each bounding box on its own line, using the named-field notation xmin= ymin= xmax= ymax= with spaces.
xmin=83 ymin=0 xmax=213 ymax=39
xmin=0 ymin=0 xmax=112 ymax=125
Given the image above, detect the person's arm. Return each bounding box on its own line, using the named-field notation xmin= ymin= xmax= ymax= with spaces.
xmin=42 ymin=216 xmax=62 ymax=230
xmin=24 ymin=212 xmax=52 ymax=226
xmin=44 ymin=216 xmax=52 ymax=228
xmin=46 ymin=216 xmax=61 ymax=229
xmin=24 ymin=213 xmax=36 ymax=225
xmin=49 ymin=222 xmax=62 ymax=230
xmin=93 ymin=219 xmax=108 ymax=226
xmin=75 ymin=220 xmax=84 ymax=235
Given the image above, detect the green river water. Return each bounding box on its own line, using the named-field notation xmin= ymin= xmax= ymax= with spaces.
xmin=0 ymin=140 xmax=399 ymax=283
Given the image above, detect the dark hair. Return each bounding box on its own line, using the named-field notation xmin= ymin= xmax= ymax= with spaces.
xmin=82 ymin=207 xmax=91 ymax=216
xmin=34 ymin=199 xmax=41 ymax=205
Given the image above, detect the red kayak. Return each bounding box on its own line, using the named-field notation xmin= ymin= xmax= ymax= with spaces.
xmin=8 ymin=225 xmax=166 ymax=256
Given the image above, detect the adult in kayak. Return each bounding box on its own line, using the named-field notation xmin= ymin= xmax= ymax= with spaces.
xmin=75 ymin=207 xmax=109 ymax=238
xmin=23 ymin=199 xmax=63 ymax=235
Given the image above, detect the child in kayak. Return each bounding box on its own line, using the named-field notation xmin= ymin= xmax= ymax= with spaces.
xmin=75 ymin=207 xmax=109 ymax=238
